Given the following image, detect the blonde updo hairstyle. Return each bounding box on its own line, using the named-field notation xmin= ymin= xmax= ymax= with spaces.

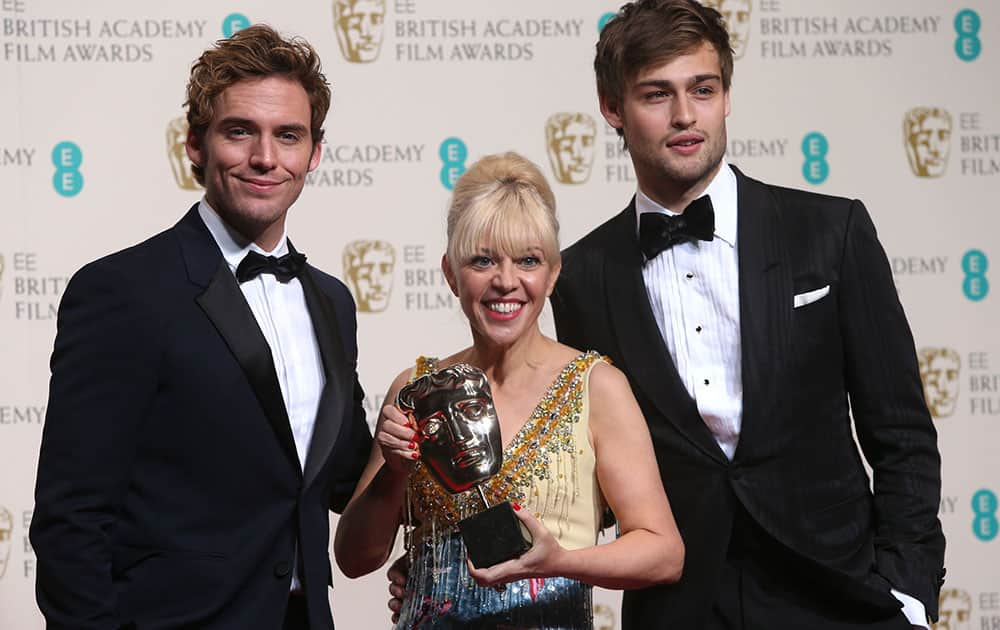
xmin=445 ymin=152 xmax=560 ymax=274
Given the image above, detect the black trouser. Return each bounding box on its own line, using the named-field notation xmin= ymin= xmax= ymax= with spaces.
xmin=707 ymin=505 xmax=913 ymax=630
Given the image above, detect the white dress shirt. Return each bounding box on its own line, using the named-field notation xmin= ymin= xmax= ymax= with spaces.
xmin=635 ymin=163 xmax=928 ymax=628
xmin=198 ymin=199 xmax=324 ymax=591
xmin=638 ymin=159 xmax=742 ymax=460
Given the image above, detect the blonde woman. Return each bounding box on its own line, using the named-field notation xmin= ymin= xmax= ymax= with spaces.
xmin=335 ymin=153 xmax=683 ymax=628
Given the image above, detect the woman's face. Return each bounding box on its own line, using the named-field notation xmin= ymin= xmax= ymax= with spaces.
xmin=444 ymin=242 xmax=560 ymax=350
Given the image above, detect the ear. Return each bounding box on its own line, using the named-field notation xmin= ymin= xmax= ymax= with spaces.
xmin=441 ymin=254 xmax=459 ymax=297
xmin=185 ymin=127 xmax=203 ymax=168
xmin=546 ymin=261 xmax=561 ymax=298
xmin=724 ymin=89 xmax=731 ymax=118
xmin=308 ymin=139 xmax=322 ymax=172
xmin=599 ymin=93 xmax=624 ymax=131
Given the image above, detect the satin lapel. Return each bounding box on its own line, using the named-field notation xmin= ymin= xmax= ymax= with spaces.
xmin=195 ymin=262 xmax=301 ymax=474
xmin=732 ymin=167 xmax=791 ymax=462
xmin=604 ymin=201 xmax=727 ymax=464
xmin=299 ymin=267 xmax=349 ymax=489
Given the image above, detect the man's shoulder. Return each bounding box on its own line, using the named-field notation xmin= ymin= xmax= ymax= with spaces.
xmin=74 ymin=224 xmax=180 ymax=284
xmin=304 ymin=264 xmax=354 ymax=305
xmin=561 ymin=203 xmax=632 ymax=264
xmin=739 ymin=168 xmax=857 ymax=217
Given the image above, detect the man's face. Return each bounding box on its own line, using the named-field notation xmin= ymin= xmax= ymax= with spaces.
xmin=347 ymin=244 xmax=394 ymax=312
xmin=335 ymin=0 xmax=385 ymax=62
xmin=602 ymin=42 xmax=730 ymax=203
xmin=934 ymin=593 xmax=972 ymax=630
xmin=0 ymin=507 xmax=12 ymax=579
xmin=920 ymin=351 xmax=961 ymax=418
xmin=706 ymin=0 xmax=752 ymax=58
xmin=405 ymin=376 xmax=502 ymax=493
xmin=907 ymin=113 xmax=952 ymax=177
xmin=167 ymin=116 xmax=200 ymax=190
xmin=186 ymin=76 xmax=321 ymax=250
xmin=546 ymin=115 xmax=596 ymax=184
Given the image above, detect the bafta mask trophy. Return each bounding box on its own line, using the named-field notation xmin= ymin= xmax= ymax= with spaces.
xmin=397 ymin=363 xmax=532 ymax=568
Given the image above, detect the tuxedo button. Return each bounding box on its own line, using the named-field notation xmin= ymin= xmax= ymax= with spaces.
xmin=729 ymin=468 xmax=743 ymax=481
xmin=274 ymin=561 xmax=291 ymax=578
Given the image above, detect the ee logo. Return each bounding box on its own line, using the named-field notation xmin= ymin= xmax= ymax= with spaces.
xmin=598 ymin=12 xmax=616 ymax=33
xmin=52 ymin=141 xmax=83 ymax=197
xmin=972 ymin=489 xmax=998 ymax=542
xmin=954 ymin=10 xmax=981 ymax=62
xmin=962 ymin=249 xmax=988 ymax=301
xmin=439 ymin=138 xmax=468 ymax=191
xmin=801 ymin=132 xmax=829 ymax=185
xmin=223 ymin=13 xmax=251 ymax=38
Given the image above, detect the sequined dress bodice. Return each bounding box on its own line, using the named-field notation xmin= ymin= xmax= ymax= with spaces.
xmin=394 ymin=351 xmax=607 ymax=629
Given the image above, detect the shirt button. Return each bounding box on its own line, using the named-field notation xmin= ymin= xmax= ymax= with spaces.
xmin=704 ymin=379 xmax=710 ymax=386
xmin=686 ymin=272 xmax=694 ymax=279
xmin=274 ymin=561 xmax=291 ymax=578
xmin=695 ymin=326 xmax=702 ymax=333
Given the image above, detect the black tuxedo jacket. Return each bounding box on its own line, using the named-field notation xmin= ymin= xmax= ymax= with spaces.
xmin=553 ymin=167 xmax=945 ymax=629
xmin=31 ymin=206 xmax=371 ymax=630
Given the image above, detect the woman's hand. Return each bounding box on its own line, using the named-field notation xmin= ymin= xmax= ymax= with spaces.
xmin=467 ymin=504 xmax=567 ymax=587
xmin=376 ymin=403 xmax=420 ymax=476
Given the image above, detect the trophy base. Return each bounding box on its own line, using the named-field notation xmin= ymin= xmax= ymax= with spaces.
xmin=458 ymin=501 xmax=533 ymax=569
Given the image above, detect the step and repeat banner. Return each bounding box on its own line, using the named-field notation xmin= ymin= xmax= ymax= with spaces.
xmin=1 ymin=1 xmax=997 ymax=628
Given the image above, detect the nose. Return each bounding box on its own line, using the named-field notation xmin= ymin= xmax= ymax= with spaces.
xmin=249 ymin=136 xmax=277 ymax=171
xmin=360 ymin=16 xmax=374 ymax=38
xmin=492 ymin=260 xmax=517 ymax=292
xmin=443 ymin=406 xmax=476 ymax=444
xmin=671 ymin=94 xmax=695 ymax=129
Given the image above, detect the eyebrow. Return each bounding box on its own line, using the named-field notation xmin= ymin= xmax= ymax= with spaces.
xmin=634 ymin=73 xmax=722 ymax=90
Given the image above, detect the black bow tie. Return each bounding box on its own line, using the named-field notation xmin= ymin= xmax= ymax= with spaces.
xmin=638 ymin=195 xmax=715 ymax=262
xmin=235 ymin=244 xmax=307 ymax=283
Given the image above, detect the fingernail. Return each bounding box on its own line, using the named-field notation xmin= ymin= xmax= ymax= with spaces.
xmin=513 ymin=502 xmax=521 ymax=511
xmin=408 ymin=441 xmax=416 ymax=450
xmin=411 ymin=452 xmax=419 ymax=459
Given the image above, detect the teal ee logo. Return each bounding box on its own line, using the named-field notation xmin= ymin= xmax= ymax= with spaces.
xmin=598 ymin=12 xmax=616 ymax=33
xmin=223 ymin=13 xmax=251 ymax=38
xmin=954 ymin=9 xmax=982 ymax=62
xmin=962 ymin=249 xmax=988 ymax=301
xmin=972 ymin=488 xmax=998 ymax=541
xmin=52 ymin=141 xmax=83 ymax=197
xmin=439 ymin=137 xmax=467 ymax=191
xmin=801 ymin=132 xmax=829 ymax=185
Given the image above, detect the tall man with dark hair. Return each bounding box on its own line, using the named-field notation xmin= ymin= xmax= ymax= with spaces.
xmin=30 ymin=25 xmax=371 ymax=630
xmin=553 ymin=1 xmax=945 ymax=628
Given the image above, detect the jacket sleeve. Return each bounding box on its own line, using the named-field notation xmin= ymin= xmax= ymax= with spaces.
xmin=837 ymin=199 xmax=946 ymax=620
xmin=30 ymin=261 xmax=159 ymax=630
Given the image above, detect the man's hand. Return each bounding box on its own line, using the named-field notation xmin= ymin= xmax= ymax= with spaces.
xmin=386 ymin=554 xmax=409 ymax=624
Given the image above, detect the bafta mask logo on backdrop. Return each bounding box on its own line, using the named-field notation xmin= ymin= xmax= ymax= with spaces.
xmin=333 ymin=0 xmax=386 ymax=63
xmin=167 ymin=117 xmax=201 ymax=191
xmin=918 ymin=347 xmax=960 ymax=419
xmin=904 ymin=107 xmax=953 ymax=178
xmin=593 ymin=603 xmax=617 ymax=630
xmin=343 ymin=240 xmax=396 ymax=312
xmin=932 ymin=588 xmax=973 ymax=630
xmin=545 ymin=113 xmax=597 ymax=185
xmin=702 ymin=0 xmax=752 ymax=59
xmin=0 ymin=506 xmax=12 ymax=579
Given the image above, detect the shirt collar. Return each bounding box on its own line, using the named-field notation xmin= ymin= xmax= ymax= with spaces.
xmin=197 ymin=197 xmax=289 ymax=272
xmin=634 ymin=159 xmax=738 ymax=248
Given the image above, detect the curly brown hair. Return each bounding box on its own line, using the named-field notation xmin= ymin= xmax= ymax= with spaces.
xmin=184 ymin=24 xmax=331 ymax=184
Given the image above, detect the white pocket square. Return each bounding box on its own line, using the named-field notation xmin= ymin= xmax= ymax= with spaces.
xmin=793 ymin=285 xmax=830 ymax=308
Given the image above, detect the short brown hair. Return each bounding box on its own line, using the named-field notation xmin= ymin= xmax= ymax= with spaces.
xmin=446 ymin=152 xmax=560 ymax=273
xmin=185 ymin=24 xmax=331 ymax=184
xmin=596 ymin=0 xmax=733 ymax=109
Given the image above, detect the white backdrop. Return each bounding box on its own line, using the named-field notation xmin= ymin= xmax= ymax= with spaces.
xmin=1 ymin=1 xmax=997 ymax=628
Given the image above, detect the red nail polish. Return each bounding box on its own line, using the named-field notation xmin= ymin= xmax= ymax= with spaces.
xmin=408 ymin=441 xmax=416 ymax=450
xmin=513 ymin=502 xmax=521 ymax=511
xmin=411 ymin=452 xmax=419 ymax=459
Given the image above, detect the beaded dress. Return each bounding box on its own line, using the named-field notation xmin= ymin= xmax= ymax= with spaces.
xmin=393 ymin=351 xmax=608 ymax=630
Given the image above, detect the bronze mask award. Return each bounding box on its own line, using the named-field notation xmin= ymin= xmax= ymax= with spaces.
xmin=397 ymin=363 xmax=532 ymax=568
